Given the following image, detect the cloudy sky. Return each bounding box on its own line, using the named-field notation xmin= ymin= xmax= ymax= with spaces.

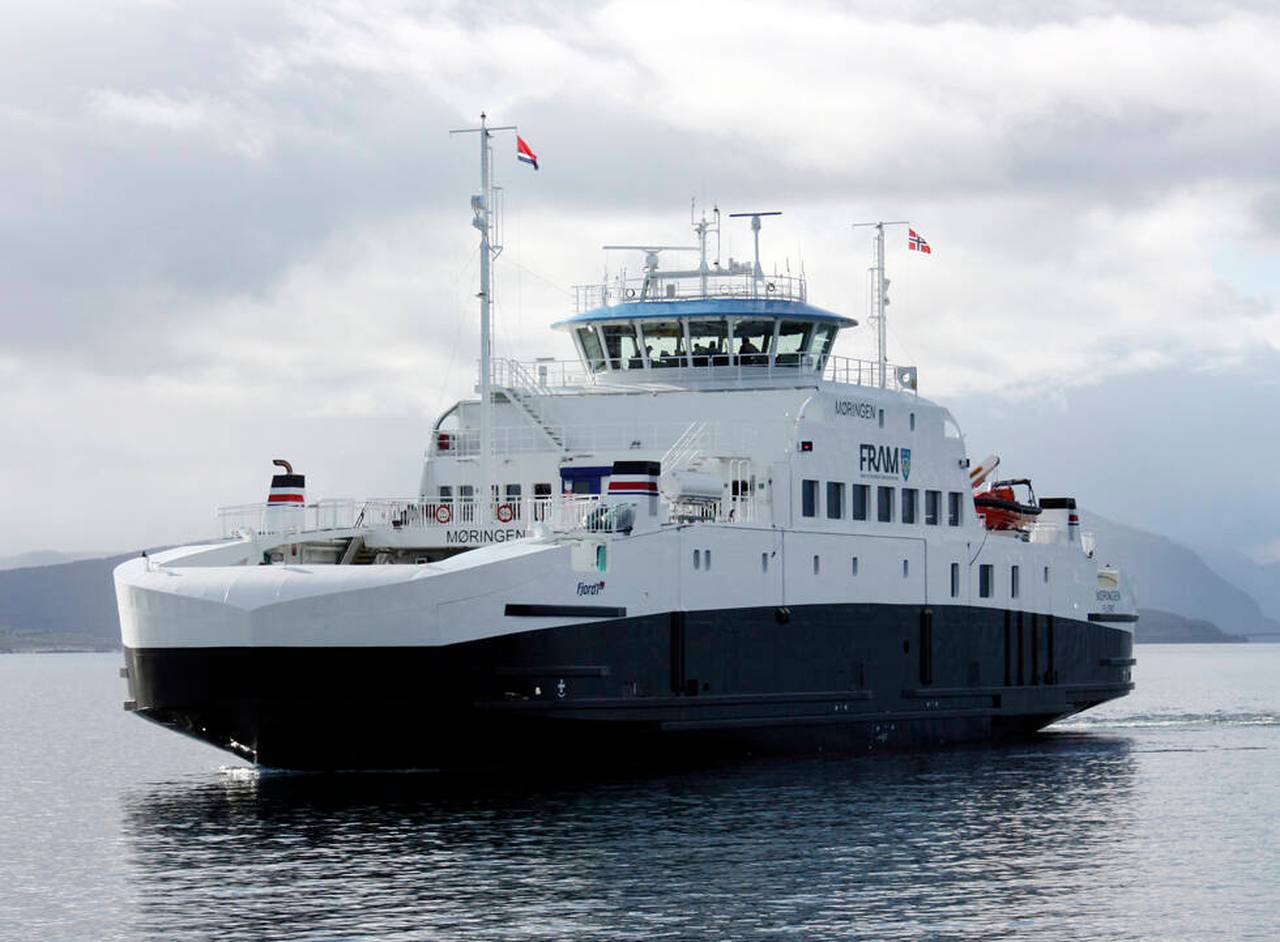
xmin=3 ymin=0 xmax=1279 ymax=559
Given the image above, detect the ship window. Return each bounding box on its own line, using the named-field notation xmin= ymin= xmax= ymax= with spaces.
xmin=693 ymin=549 xmax=701 ymax=570
xmin=705 ymin=550 xmax=712 ymax=571
xmin=505 ymin=483 xmax=521 ymax=499
xmin=877 ymin=486 xmax=894 ymax=523
xmin=812 ymin=323 xmax=838 ymax=367
xmin=1011 ymin=565 xmax=1020 ymax=599
xmin=601 ymin=323 xmax=644 ymax=370
xmin=910 ymin=412 xmax=916 ymax=431
xmin=878 ymin=409 xmax=885 ymax=429
xmin=902 ymin=488 xmax=918 ymax=524
xmin=826 ymin=482 xmax=844 ymax=519
xmin=950 ymin=562 xmax=960 ymax=598
xmin=570 ymin=479 xmax=593 ymax=495
xmin=438 ymin=485 xmax=453 ymax=503
xmin=460 ymin=485 xmax=474 ymax=501
xmin=577 ymin=327 xmax=607 ymax=372
xmin=948 ymin=491 xmax=963 ymax=526
xmin=902 ymin=559 xmax=909 ymax=578
xmin=687 ymin=319 xmax=730 ymax=367
xmin=979 ymin=564 xmax=993 ymax=598
xmin=733 ymin=319 xmax=774 ymax=365
xmin=851 ymin=556 xmax=859 ymax=576
xmin=925 ymin=490 xmax=941 ymax=525
xmin=1044 ymin=565 xmax=1050 ymax=584
xmin=639 ymin=321 xmax=686 ymax=368
xmin=813 ymin=554 xmax=821 ymax=575
xmin=775 ymin=320 xmax=814 ymax=367
xmin=801 ymin=479 xmax=818 ymax=518
xmin=762 ymin=552 xmax=769 ymax=573
xmin=852 ymin=484 xmax=869 ymax=521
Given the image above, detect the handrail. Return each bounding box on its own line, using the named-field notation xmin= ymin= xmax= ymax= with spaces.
xmin=217 ymin=492 xmax=764 ymax=539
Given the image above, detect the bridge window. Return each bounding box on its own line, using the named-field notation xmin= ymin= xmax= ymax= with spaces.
xmin=733 ymin=319 xmax=774 ymax=365
xmin=852 ymin=484 xmax=869 ymax=521
xmin=775 ymin=320 xmax=814 ymax=366
xmin=826 ymin=482 xmax=844 ymax=519
xmin=902 ymin=488 xmax=918 ymax=524
xmin=812 ymin=323 xmax=837 ymax=366
xmin=639 ymin=321 xmax=686 ymax=367
xmin=602 ymin=323 xmax=644 ymax=370
xmin=577 ymin=327 xmax=606 ymax=372
xmin=979 ymin=564 xmax=993 ymax=598
xmin=687 ymin=319 xmax=730 ymax=366
xmin=948 ymin=491 xmax=963 ymax=526
xmin=925 ymin=490 xmax=941 ymax=525
xmin=801 ymin=479 xmax=818 ymax=518
xmin=877 ymin=486 xmax=894 ymax=523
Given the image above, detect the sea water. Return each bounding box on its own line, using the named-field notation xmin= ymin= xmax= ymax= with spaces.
xmin=0 ymin=645 xmax=1276 ymax=941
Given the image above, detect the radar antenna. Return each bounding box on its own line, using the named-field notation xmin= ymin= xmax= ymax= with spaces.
xmin=728 ymin=211 xmax=781 ymax=298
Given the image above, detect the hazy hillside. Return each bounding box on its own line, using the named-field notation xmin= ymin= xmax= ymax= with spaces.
xmin=1089 ymin=515 xmax=1280 ymax=641
xmin=0 ymin=553 xmax=135 ymax=651
xmin=1202 ymin=547 xmax=1280 ymax=625
xmin=1135 ymin=609 xmax=1246 ymax=644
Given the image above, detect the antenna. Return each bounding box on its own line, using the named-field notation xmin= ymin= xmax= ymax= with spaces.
xmin=728 ymin=211 xmax=781 ymax=298
xmin=602 ymin=244 xmax=699 ymax=300
xmin=450 ymin=112 xmax=518 ymax=525
xmin=851 ymin=220 xmax=909 ymax=388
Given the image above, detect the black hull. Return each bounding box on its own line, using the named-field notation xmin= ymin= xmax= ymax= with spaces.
xmin=122 ymin=604 xmax=1133 ymax=771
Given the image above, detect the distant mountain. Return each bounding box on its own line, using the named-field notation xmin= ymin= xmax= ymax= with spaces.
xmin=1135 ymin=609 xmax=1246 ymax=644
xmin=1089 ymin=515 xmax=1280 ymax=641
xmin=0 ymin=552 xmax=136 ymax=652
xmin=1201 ymin=547 xmax=1280 ymax=626
xmin=0 ymin=550 xmax=114 ymax=571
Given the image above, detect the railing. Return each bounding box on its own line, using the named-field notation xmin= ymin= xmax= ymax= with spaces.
xmin=434 ymin=420 xmax=772 ymax=458
xmin=573 ymin=271 xmax=808 ymax=312
xmin=489 ymin=358 xmax=594 ymax=392
xmin=217 ymin=499 xmax=358 ymax=538
xmin=218 ymin=492 xmax=762 ymax=539
xmin=484 ymin=354 xmax=916 ymax=393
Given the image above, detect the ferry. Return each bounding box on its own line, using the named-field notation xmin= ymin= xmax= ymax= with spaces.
xmin=115 ymin=118 xmax=1136 ymax=770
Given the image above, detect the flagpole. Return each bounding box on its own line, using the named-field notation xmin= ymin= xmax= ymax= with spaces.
xmin=852 ymin=220 xmax=908 ymax=388
xmin=452 ymin=113 xmax=517 ymax=525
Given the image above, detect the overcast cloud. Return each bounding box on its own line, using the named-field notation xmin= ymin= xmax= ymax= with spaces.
xmin=2 ymin=0 xmax=1278 ymax=557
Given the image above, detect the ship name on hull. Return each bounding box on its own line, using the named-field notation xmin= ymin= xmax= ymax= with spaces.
xmin=445 ymin=528 xmax=526 ymax=545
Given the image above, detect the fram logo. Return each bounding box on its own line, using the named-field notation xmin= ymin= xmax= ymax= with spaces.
xmin=859 ymin=444 xmax=910 ymax=481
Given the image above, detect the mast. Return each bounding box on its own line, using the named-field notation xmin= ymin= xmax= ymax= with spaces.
xmin=728 ymin=211 xmax=781 ymax=299
xmin=852 ymin=220 xmax=908 ymax=388
xmin=451 ymin=113 xmax=516 ymax=523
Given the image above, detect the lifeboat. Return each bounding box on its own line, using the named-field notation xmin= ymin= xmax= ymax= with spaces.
xmin=974 ymin=478 xmax=1042 ymax=531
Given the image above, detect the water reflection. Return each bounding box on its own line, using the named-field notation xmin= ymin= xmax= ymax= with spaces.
xmin=121 ymin=734 xmax=1138 ymax=941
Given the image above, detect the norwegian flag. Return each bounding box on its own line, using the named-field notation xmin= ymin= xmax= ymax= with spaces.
xmin=516 ymin=135 xmax=538 ymax=170
xmin=907 ymin=229 xmax=931 ymax=254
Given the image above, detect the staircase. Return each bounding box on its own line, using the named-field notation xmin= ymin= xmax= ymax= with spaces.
xmin=496 ymin=360 xmax=568 ymax=454
xmin=662 ymin=421 xmax=708 ymax=472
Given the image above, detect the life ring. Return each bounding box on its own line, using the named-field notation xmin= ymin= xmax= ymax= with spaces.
xmin=625 ymin=287 xmax=636 ymax=299
xmin=435 ymin=504 xmax=452 ymax=524
xmin=496 ymin=503 xmax=515 ymax=523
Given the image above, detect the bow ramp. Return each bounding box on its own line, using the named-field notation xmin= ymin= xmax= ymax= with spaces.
xmin=115 ymin=535 xmax=583 ymax=651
